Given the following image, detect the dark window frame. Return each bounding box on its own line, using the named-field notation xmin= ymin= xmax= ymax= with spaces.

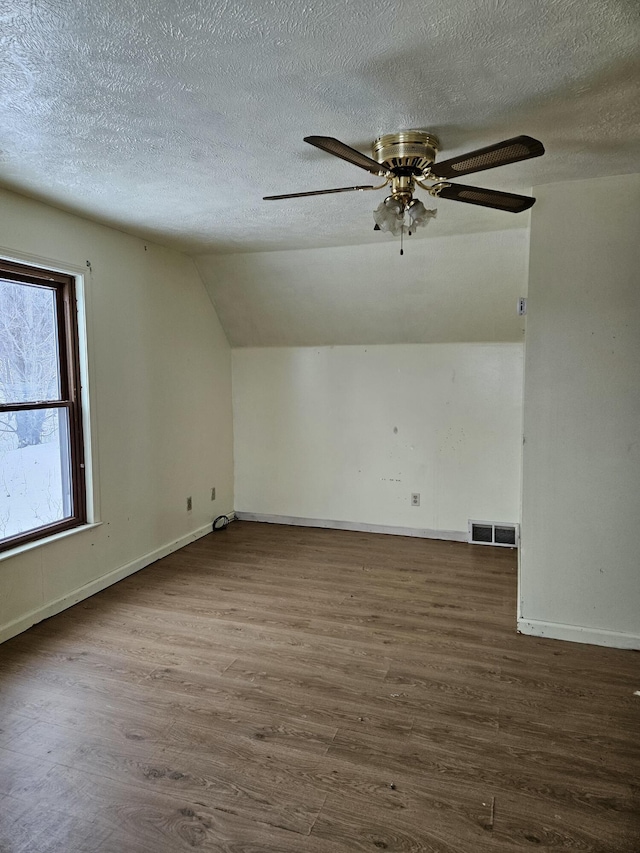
xmin=0 ymin=259 xmax=86 ymax=552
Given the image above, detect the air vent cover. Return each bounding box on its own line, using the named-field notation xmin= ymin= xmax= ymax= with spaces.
xmin=469 ymin=520 xmax=519 ymax=548
xmin=471 ymin=524 xmax=493 ymax=543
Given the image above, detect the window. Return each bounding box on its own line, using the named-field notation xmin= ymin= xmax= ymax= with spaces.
xmin=0 ymin=260 xmax=86 ymax=552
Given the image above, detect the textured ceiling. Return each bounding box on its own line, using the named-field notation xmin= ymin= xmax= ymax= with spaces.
xmin=1 ymin=0 xmax=639 ymax=254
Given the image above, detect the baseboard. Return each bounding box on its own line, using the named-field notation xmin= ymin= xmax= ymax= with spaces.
xmin=235 ymin=512 xmax=467 ymax=542
xmin=0 ymin=515 xmax=233 ymax=645
xmin=517 ymin=618 xmax=640 ymax=650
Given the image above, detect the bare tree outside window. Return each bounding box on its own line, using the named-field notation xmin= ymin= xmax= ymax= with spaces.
xmin=0 ymin=281 xmax=60 ymax=446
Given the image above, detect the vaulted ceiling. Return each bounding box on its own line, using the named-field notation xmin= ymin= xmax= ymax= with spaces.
xmin=2 ymin=0 xmax=639 ymax=255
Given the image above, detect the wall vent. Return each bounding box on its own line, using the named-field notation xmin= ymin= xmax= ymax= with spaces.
xmin=468 ymin=520 xmax=519 ymax=548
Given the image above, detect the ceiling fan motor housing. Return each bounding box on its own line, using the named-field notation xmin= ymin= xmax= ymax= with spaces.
xmin=373 ymin=131 xmax=440 ymax=177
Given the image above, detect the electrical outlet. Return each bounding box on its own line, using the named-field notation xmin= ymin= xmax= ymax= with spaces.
xmin=186 ymin=496 xmax=192 ymax=512
xmin=411 ymin=493 xmax=420 ymax=506
xmin=211 ymin=487 xmax=216 ymax=501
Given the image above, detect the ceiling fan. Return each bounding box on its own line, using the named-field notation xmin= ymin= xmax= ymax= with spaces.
xmin=264 ymin=131 xmax=545 ymax=242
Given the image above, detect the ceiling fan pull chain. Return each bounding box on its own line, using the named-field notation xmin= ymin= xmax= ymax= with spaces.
xmin=400 ymin=224 xmax=404 ymax=256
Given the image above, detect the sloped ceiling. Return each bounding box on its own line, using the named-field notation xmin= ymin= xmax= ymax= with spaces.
xmin=1 ymin=0 xmax=639 ymax=255
xmin=197 ymin=229 xmax=529 ymax=346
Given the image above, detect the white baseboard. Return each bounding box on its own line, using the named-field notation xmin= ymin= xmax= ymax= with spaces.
xmin=235 ymin=512 xmax=467 ymax=542
xmin=517 ymin=618 xmax=640 ymax=650
xmin=0 ymin=515 xmax=234 ymax=645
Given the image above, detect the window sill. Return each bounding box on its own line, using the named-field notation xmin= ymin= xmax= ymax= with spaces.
xmin=0 ymin=522 xmax=103 ymax=563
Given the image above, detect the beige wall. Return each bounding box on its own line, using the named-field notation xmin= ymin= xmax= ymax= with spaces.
xmin=0 ymin=188 xmax=234 ymax=642
xmin=233 ymin=343 xmax=524 ymax=536
xmin=520 ymin=173 xmax=640 ymax=648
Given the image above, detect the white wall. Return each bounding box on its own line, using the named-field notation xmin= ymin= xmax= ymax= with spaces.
xmin=233 ymin=344 xmax=523 ymax=536
xmin=0 ymin=188 xmax=234 ymax=642
xmin=520 ymin=173 xmax=640 ymax=648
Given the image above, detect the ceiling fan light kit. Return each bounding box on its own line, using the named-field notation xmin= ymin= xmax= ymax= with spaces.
xmin=374 ymin=197 xmax=437 ymax=237
xmin=264 ymin=130 xmax=544 ymax=253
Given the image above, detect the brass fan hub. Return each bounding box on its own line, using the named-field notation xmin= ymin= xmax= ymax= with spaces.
xmin=389 ymin=174 xmax=415 ymax=202
xmin=373 ymin=131 xmax=440 ymax=175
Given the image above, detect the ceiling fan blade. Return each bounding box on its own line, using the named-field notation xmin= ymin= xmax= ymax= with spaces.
xmin=263 ymin=185 xmax=375 ymax=200
xmin=304 ymin=136 xmax=386 ymax=176
xmin=436 ymin=183 xmax=535 ymax=212
xmin=431 ymin=136 xmax=544 ymax=179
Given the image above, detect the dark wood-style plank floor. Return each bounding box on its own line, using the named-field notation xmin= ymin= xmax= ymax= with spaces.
xmin=0 ymin=521 xmax=638 ymax=852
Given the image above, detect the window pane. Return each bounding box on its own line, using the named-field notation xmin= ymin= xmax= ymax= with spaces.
xmin=0 ymin=279 xmax=61 ymax=403
xmin=0 ymin=407 xmax=72 ymax=540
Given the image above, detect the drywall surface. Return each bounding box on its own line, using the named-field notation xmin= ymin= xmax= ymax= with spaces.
xmin=198 ymin=229 xmax=529 ymax=347
xmin=0 ymin=188 xmax=233 ymax=640
xmin=233 ymin=344 xmax=523 ymax=534
xmin=520 ymin=173 xmax=640 ymax=647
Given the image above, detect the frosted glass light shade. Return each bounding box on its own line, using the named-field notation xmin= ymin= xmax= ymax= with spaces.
xmin=406 ymin=199 xmax=437 ymax=231
xmin=373 ymin=197 xmax=405 ymax=236
xmin=374 ymin=196 xmax=437 ymax=237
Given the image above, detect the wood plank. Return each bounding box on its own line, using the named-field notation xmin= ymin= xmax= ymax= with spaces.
xmin=0 ymin=718 xmax=326 ymax=836
xmin=0 ymin=793 xmax=113 ymax=853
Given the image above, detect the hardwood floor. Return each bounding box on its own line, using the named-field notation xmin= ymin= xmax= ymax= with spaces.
xmin=0 ymin=521 xmax=638 ymax=852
